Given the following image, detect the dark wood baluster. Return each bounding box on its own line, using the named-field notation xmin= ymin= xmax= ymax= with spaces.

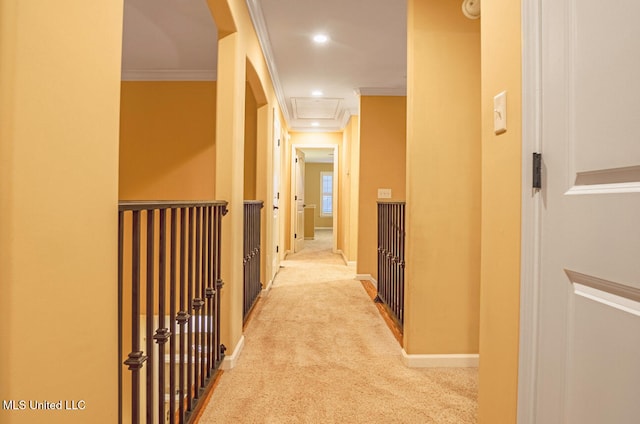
xmin=169 ymin=208 xmax=177 ymax=424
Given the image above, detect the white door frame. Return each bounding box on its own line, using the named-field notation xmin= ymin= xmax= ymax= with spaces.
xmin=518 ymin=0 xmax=542 ymax=422
xmin=266 ymin=108 xmax=282 ymax=291
xmin=289 ymin=143 xmax=339 ymax=253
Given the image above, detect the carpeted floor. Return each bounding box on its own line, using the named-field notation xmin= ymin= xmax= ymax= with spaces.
xmin=198 ymin=230 xmax=478 ymax=423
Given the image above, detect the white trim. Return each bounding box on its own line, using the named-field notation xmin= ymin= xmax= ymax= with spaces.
xmin=401 ymin=351 xmax=479 ymax=368
xmin=573 ymin=283 xmax=640 ymax=317
xmin=121 ymin=69 xmax=217 ymax=81
xmin=290 ymin=144 xmax=339 ymax=254
xmin=356 ymin=87 xmax=407 ymax=96
xmin=565 ymin=182 xmax=640 ymax=195
xmin=262 ymin=279 xmax=273 ymax=296
xmin=221 ymin=335 xmax=245 ymax=370
xmin=314 ymin=226 xmax=333 ymax=230
xmin=245 ymin=0 xmax=291 ymax=125
xmin=519 ymin=0 xmax=543 ymax=423
xmin=335 ymin=249 xmax=355 ymax=267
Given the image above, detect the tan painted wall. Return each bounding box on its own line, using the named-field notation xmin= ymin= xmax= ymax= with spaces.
xmin=0 ymin=0 xmax=122 ymax=422
xmin=347 ymin=116 xmax=360 ymax=262
xmin=244 ymin=82 xmax=258 ymax=199
xmin=404 ymin=0 xmax=480 ymax=354
xmin=119 ymin=81 xmax=216 ymax=200
xmin=478 ymin=0 xmax=522 ymax=422
xmin=357 ymin=96 xmax=406 ymax=280
xmin=304 ymin=163 xmax=334 ymax=228
xmin=211 ymin=0 xmax=286 ymax=355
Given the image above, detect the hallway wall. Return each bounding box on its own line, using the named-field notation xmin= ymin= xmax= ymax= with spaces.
xmin=357 ymin=96 xmax=406 ymax=281
xmin=0 ymin=0 xmax=123 ymax=421
xmin=244 ymin=81 xmax=258 ymax=199
xmin=478 ymin=0 xmax=523 ymax=422
xmin=343 ymin=115 xmax=360 ymax=263
xmin=405 ymin=0 xmax=481 ymax=355
xmin=211 ymin=0 xmax=287 ymax=361
xmin=119 ymin=81 xmax=216 ymax=200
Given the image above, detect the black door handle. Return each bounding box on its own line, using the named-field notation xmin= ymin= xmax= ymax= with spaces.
xmin=273 ymin=206 xmax=279 ymax=210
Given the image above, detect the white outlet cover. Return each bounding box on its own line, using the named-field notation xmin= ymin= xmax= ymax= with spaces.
xmin=378 ymin=188 xmax=392 ymax=199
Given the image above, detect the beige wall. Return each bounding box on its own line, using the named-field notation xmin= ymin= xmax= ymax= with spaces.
xmin=244 ymin=81 xmax=258 ymax=199
xmin=357 ymin=96 xmax=406 ymax=280
xmin=119 ymin=81 xmax=216 ymax=200
xmin=404 ymin=0 xmax=481 ymax=354
xmin=211 ymin=0 xmax=285 ymax=356
xmin=345 ymin=116 xmax=360 ymax=262
xmin=478 ymin=0 xmax=522 ymax=422
xmin=0 ymin=0 xmax=123 ymax=422
xmin=304 ymin=163 xmax=334 ymax=228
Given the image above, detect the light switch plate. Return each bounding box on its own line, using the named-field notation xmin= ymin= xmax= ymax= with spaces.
xmin=494 ymin=91 xmax=507 ymax=134
xmin=378 ymin=188 xmax=392 ymax=199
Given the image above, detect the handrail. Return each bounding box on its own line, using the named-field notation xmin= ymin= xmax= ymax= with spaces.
xmin=119 ymin=200 xmax=228 ymax=211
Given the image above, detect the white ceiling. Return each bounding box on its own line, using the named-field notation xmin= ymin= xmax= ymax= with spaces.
xmin=121 ymin=0 xmax=407 ymax=131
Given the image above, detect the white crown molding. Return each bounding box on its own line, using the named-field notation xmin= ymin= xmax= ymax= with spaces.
xmin=246 ymin=0 xmax=292 ymax=126
xmin=356 ymin=87 xmax=407 ymax=96
xmin=340 ymin=109 xmax=353 ymax=130
xmin=290 ymin=125 xmax=344 ymax=133
xmin=121 ymin=69 xmax=217 ymax=81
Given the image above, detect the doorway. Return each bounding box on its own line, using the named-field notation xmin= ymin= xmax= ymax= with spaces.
xmin=290 ymin=144 xmax=339 ymax=255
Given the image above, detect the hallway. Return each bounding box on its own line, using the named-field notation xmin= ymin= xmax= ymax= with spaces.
xmin=198 ymin=230 xmax=478 ymax=423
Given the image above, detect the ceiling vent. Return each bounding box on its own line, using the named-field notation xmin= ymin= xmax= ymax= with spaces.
xmin=291 ymin=97 xmax=343 ymax=120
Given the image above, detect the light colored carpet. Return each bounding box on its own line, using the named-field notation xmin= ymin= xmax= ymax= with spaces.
xmin=198 ymin=230 xmax=478 ymax=423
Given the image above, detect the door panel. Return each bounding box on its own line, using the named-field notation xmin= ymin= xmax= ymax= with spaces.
xmin=536 ymin=0 xmax=640 ymax=423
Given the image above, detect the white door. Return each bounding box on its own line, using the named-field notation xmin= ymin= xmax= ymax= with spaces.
xmin=271 ymin=112 xmax=281 ymax=280
xmin=294 ymin=150 xmax=305 ymax=252
xmin=534 ymin=1 xmax=640 ymax=423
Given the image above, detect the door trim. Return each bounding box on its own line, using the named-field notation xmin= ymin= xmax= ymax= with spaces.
xmin=289 ymin=143 xmax=339 ymax=253
xmin=518 ymin=0 xmax=543 ymax=422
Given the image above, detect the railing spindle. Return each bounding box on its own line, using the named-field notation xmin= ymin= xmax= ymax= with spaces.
xmin=243 ymin=201 xmax=264 ymax=322
xmin=169 ymin=208 xmax=177 ymax=424
xmin=376 ymin=202 xmax=406 ymax=327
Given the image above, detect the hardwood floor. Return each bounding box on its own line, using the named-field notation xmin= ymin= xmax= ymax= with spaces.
xmin=360 ymin=279 xmax=403 ymax=347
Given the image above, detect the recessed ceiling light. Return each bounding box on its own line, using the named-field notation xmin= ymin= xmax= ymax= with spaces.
xmin=313 ymin=34 xmax=329 ymax=44
xmin=311 ymin=122 xmax=320 ymax=127
xmin=312 ymin=90 xmax=323 ymax=96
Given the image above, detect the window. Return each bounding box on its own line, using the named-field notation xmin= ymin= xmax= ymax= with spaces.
xmin=320 ymin=171 xmax=333 ymax=217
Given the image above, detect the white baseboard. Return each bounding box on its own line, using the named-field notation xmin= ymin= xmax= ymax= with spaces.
xmin=335 ymin=249 xmax=348 ymax=266
xmin=315 ymin=227 xmax=333 ymax=230
xmin=355 ymin=274 xmax=377 ymax=289
xmin=304 ymin=236 xmax=314 ymax=240
xmin=221 ymin=335 xmax=245 ymax=370
xmin=402 ymin=350 xmax=479 ymax=368
xmin=261 ymin=279 xmax=273 ymax=296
